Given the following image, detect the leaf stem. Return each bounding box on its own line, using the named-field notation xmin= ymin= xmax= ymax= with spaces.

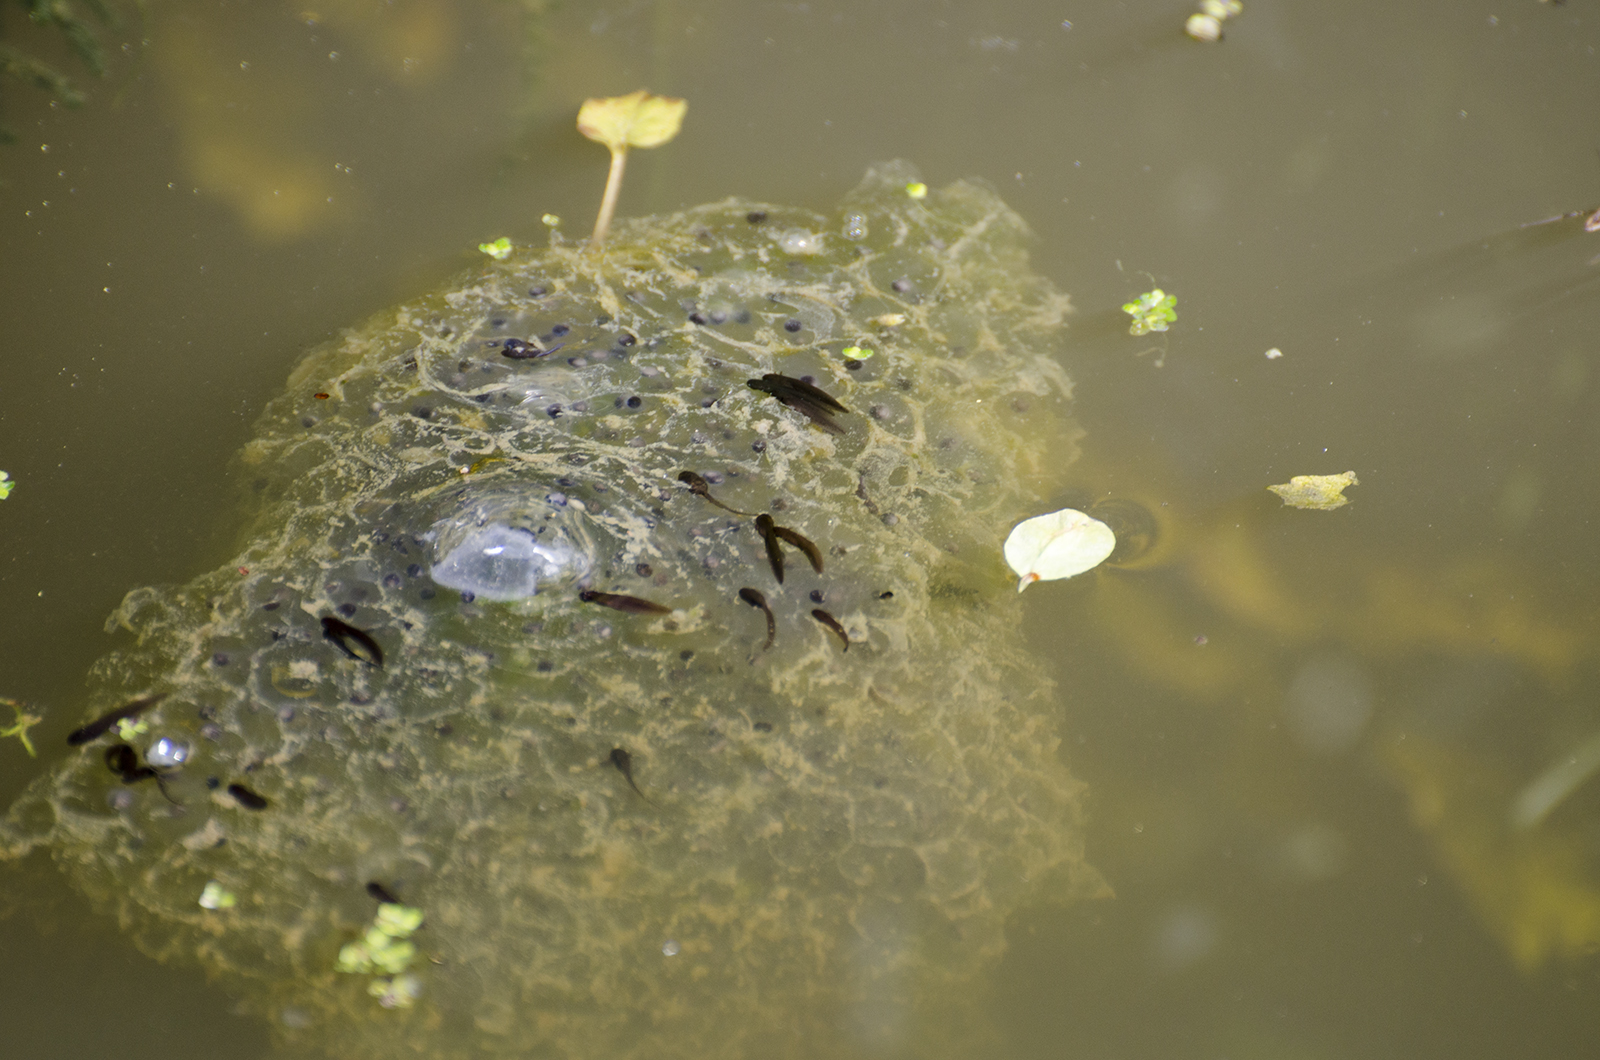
xmin=591 ymin=145 xmax=628 ymax=245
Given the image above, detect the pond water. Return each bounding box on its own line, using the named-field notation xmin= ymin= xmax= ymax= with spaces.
xmin=3 ymin=1 xmax=1599 ymax=1058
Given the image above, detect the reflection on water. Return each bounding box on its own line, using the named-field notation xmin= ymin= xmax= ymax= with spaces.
xmin=4 ymin=0 xmax=1600 ymax=1058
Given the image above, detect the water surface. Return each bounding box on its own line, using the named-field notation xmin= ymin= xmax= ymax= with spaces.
xmin=3 ymin=1 xmax=1599 ymax=1057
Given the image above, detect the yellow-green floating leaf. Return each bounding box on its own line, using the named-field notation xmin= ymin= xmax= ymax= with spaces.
xmin=1268 ymin=471 xmax=1359 ymax=510
xmin=577 ymin=90 xmax=687 ymax=153
xmin=1004 ymin=509 xmax=1116 ymax=592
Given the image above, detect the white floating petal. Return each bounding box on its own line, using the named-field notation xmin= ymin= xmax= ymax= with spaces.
xmin=1004 ymin=509 xmax=1116 ymax=592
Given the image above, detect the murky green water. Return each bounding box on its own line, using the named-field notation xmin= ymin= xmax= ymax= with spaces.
xmin=3 ymin=1 xmax=1599 ymax=1057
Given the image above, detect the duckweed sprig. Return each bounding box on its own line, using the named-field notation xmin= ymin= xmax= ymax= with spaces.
xmin=337 ymin=902 xmax=426 ymax=1008
xmin=1122 ymin=289 xmax=1177 ymax=336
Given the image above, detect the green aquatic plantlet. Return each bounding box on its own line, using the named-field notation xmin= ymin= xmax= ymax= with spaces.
xmin=1122 ymin=289 xmax=1177 ymax=335
xmin=339 ymin=904 xmax=423 ymax=967
xmin=905 ymin=181 xmax=928 ymax=199
xmin=842 ymin=344 xmax=875 ymax=360
xmin=198 ymin=881 xmax=236 ymax=909
xmin=0 ymin=470 xmax=13 ymax=499
xmin=368 ymin=973 xmax=422 ymax=1009
xmin=373 ymin=902 xmax=424 ymax=939
xmin=338 ymin=902 xmax=425 ymax=1008
xmin=0 ymin=698 xmax=41 ymax=757
xmin=478 ymin=237 xmax=513 ymax=260
xmin=577 ymin=89 xmax=688 ymax=244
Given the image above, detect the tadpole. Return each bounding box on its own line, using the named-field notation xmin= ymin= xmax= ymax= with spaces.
xmin=754 ymin=515 xmax=787 ymax=583
xmin=746 ymin=373 xmax=849 ymax=435
xmin=367 ymin=881 xmax=402 ymax=904
xmin=226 ymin=783 xmax=270 ymax=810
xmin=609 ymin=747 xmax=654 ymax=804
xmin=579 ymin=589 xmax=673 ymax=615
xmin=738 ymin=587 xmax=776 ymax=652
xmin=104 ymin=742 xmax=182 ymax=805
xmin=810 ymin=609 xmax=849 ymax=652
xmin=678 ymin=470 xmax=753 ymax=515
xmin=68 ymin=692 xmax=170 ymax=746
xmin=754 ymin=515 xmax=822 ymax=581
xmin=772 ymin=525 xmax=823 ymax=574
xmin=321 ymin=616 xmax=384 ymax=667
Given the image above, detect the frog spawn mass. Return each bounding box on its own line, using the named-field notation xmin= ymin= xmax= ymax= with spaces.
xmin=1 ymin=163 xmax=1100 ymax=1060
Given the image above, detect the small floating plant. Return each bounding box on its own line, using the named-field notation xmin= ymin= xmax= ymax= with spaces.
xmin=577 ymin=89 xmax=688 ymax=244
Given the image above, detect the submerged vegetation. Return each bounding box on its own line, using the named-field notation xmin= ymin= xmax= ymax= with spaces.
xmin=0 ymin=0 xmax=121 ymax=142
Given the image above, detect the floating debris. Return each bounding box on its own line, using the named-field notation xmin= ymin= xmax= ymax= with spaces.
xmin=1511 ymin=729 xmax=1600 ymax=831
xmin=1268 ymin=471 xmax=1359 ymax=510
xmin=1004 ymin=508 xmax=1117 ymax=592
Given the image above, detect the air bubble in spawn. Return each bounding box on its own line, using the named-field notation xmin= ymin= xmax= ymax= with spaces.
xmin=429 ymin=524 xmax=580 ymax=601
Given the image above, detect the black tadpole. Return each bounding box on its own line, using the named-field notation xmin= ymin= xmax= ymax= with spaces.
xmin=579 ymin=589 xmax=673 ymax=615
xmin=746 ymin=373 xmax=849 ymax=434
xmin=367 ymin=881 xmax=402 ymax=904
xmin=754 ymin=514 xmax=787 ymax=584
xmin=773 ymin=525 xmax=823 ymax=575
xmin=811 ymin=609 xmax=849 ymax=652
xmin=609 ymin=748 xmax=654 ymax=804
xmin=226 ymin=782 xmax=269 ymax=810
xmin=738 ymin=587 xmax=776 ymax=652
xmin=68 ymin=692 xmax=170 ymax=746
xmin=754 ymin=515 xmax=822 ymax=583
xmin=678 ymin=470 xmax=753 ymax=515
xmin=321 ymin=616 xmax=384 ymax=667
xmin=104 ymin=743 xmax=182 ymax=805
